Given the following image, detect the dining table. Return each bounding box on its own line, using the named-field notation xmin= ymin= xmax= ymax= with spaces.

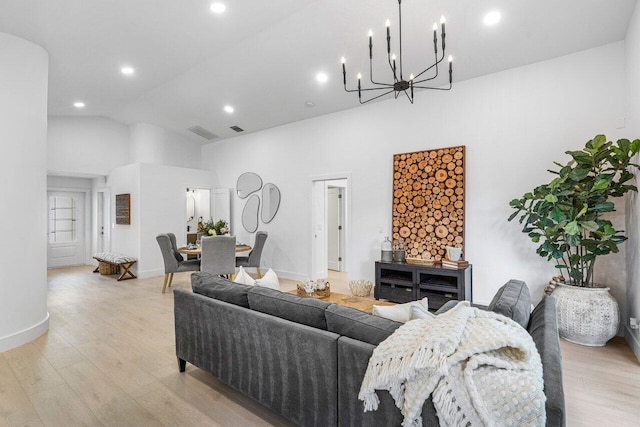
xmin=178 ymin=244 xmax=251 ymax=256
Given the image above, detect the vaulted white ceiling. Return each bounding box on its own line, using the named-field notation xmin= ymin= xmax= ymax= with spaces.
xmin=1 ymin=0 xmax=636 ymax=143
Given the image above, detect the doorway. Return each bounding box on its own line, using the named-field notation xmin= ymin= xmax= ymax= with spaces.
xmin=327 ymin=184 xmax=346 ymax=271
xmin=310 ymin=174 xmax=350 ymax=280
xmin=47 ymin=191 xmax=86 ymax=268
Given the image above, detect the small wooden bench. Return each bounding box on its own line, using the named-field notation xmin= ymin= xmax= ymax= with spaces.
xmin=92 ymin=252 xmax=137 ymax=281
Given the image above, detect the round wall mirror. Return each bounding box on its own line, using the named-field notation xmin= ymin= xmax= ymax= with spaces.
xmin=236 ymin=172 xmax=263 ymax=199
xmin=242 ymin=194 xmax=260 ymax=233
xmin=261 ymin=183 xmax=281 ymax=224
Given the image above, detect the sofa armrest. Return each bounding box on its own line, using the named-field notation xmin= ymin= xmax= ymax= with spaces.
xmin=337 ymin=337 xmax=438 ymax=426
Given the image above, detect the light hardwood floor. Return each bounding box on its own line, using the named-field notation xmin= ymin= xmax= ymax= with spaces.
xmin=1 ymin=266 xmax=639 ymax=426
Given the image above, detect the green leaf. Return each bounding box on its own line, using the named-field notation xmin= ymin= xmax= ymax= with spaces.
xmin=523 ymin=192 xmax=534 ymax=200
xmin=565 ymin=221 xmax=580 ymax=235
xmin=580 ymin=221 xmax=599 ymax=232
xmin=550 ymin=208 xmax=567 ymax=222
xmin=569 ymin=167 xmax=591 ymax=181
xmin=508 ymin=211 xmax=519 ymax=222
xmin=592 ymin=179 xmax=609 ymax=191
xmin=545 ymin=194 xmax=558 ymax=203
xmin=603 ymin=224 xmax=615 ymax=236
xmin=593 ymin=202 xmax=615 ymax=212
xmin=592 ymin=135 xmax=607 ymax=149
xmin=575 ymin=203 xmax=588 ymax=219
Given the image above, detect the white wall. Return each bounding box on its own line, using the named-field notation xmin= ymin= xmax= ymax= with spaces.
xmin=107 ymin=163 xmax=214 ymax=278
xmin=203 ymin=42 xmax=628 ymax=306
xmin=48 ymin=118 xmax=203 ymax=177
xmin=48 ymin=116 xmax=129 ymax=176
xmin=0 ymin=32 xmax=49 ymax=352
xmin=130 ymin=123 xmax=202 ymax=170
xmin=625 ymin=1 xmax=640 ymax=359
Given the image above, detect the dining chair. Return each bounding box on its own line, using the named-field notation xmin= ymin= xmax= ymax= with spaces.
xmin=156 ymin=234 xmax=201 ymax=293
xmin=201 ymin=235 xmax=237 ymax=279
xmin=236 ymin=231 xmax=268 ymax=278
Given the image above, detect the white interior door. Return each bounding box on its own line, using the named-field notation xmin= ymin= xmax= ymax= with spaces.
xmin=327 ymin=187 xmax=342 ymax=271
xmin=48 ymin=191 xmax=86 ymax=268
xmin=311 ymin=181 xmax=328 ymax=279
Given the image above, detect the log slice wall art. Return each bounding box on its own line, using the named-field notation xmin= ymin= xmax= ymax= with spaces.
xmin=392 ymin=146 xmax=465 ymax=261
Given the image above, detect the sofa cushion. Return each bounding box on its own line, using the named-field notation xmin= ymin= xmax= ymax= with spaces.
xmin=325 ymin=304 xmax=401 ymax=346
xmin=488 ymin=279 xmax=531 ymax=328
xmin=191 ymin=272 xmax=251 ymax=308
xmin=248 ymin=287 xmax=331 ymax=330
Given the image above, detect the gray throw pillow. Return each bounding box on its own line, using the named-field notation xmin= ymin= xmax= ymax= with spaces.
xmin=488 ymin=279 xmax=531 ymax=328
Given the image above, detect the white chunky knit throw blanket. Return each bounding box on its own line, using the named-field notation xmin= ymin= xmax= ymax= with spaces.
xmin=359 ymin=302 xmax=546 ymax=427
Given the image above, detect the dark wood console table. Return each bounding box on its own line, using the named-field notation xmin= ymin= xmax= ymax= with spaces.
xmin=375 ymin=261 xmax=472 ymax=311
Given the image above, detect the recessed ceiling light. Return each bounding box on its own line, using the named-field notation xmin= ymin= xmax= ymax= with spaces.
xmin=121 ymin=66 xmax=135 ymax=75
xmin=483 ymin=11 xmax=501 ymax=26
xmin=316 ymin=72 xmax=329 ymax=83
xmin=210 ymin=2 xmax=226 ymax=14
xmin=73 ymin=101 xmax=85 ymax=108
xmin=305 ymin=101 xmax=315 ymax=108
xmin=224 ymin=105 xmax=234 ymax=113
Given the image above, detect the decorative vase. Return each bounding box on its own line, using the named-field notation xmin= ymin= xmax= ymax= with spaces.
xmin=381 ymin=236 xmax=393 ymax=262
xmin=553 ymin=283 xmax=619 ymax=347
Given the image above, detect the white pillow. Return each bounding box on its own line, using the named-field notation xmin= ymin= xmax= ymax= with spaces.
xmin=255 ymin=268 xmax=280 ymax=290
xmin=233 ymin=266 xmax=255 ymax=286
xmin=373 ymin=297 xmax=430 ymax=323
xmin=410 ymin=304 xmax=436 ymax=320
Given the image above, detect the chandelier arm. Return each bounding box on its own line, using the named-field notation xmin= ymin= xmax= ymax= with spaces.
xmin=370 ymin=57 xmax=394 ymax=87
xmin=360 ymin=89 xmax=396 ymax=104
xmin=402 ymin=89 xmax=414 ymax=104
xmin=413 ymin=51 xmax=445 ymax=82
xmin=412 ymin=83 xmax=452 ymax=91
xmin=387 ymin=55 xmax=398 ymax=82
xmin=356 ymin=86 xmax=396 ymax=92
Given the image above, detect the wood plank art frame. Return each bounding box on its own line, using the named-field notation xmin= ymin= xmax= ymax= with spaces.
xmin=115 ymin=193 xmax=131 ymax=225
xmin=392 ymin=146 xmax=465 ymax=261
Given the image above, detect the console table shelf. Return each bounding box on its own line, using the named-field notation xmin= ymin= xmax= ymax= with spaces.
xmin=375 ymin=261 xmax=472 ymax=311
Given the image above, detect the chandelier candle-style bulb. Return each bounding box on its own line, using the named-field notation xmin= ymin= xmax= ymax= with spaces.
xmin=340 ymin=0 xmax=454 ymax=104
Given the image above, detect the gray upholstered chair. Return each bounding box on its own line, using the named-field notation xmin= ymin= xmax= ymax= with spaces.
xmin=201 ymin=235 xmax=237 ymax=279
xmin=236 ymin=231 xmax=268 ymax=278
xmin=156 ymin=234 xmax=200 ymax=293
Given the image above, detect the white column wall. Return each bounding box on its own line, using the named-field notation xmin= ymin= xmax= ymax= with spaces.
xmin=625 ymin=1 xmax=640 ymax=360
xmin=203 ymin=42 xmax=627 ymax=306
xmin=0 ymin=32 xmax=49 ymax=352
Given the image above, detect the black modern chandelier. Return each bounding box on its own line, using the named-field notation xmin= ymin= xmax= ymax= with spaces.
xmin=341 ymin=0 xmax=453 ymax=104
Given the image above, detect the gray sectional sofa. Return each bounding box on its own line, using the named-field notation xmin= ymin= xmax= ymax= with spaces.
xmin=174 ymin=273 xmax=565 ymax=426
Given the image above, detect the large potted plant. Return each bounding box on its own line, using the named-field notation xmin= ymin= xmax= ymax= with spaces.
xmin=508 ymin=135 xmax=639 ymax=346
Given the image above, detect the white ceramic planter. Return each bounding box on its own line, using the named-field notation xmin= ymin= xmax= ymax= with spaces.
xmin=553 ymin=283 xmax=619 ymax=347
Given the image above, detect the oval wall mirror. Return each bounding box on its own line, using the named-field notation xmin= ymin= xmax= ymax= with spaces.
xmin=236 ymin=172 xmax=263 ymax=199
xmin=242 ymin=194 xmax=260 ymax=233
xmin=261 ymin=183 xmax=281 ymax=224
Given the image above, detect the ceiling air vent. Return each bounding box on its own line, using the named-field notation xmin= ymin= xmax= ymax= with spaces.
xmin=187 ymin=125 xmax=219 ymax=140
xmin=230 ymin=125 xmax=244 ymax=133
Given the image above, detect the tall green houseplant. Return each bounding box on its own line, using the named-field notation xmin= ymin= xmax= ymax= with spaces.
xmin=509 ymin=135 xmax=640 ymax=286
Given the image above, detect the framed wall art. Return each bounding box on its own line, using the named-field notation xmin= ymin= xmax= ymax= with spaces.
xmin=392 ymin=146 xmax=465 ymax=261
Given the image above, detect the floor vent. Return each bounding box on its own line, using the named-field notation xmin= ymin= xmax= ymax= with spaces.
xmin=188 ymin=126 xmax=219 ymax=140
xmin=230 ymin=126 xmax=244 ymax=133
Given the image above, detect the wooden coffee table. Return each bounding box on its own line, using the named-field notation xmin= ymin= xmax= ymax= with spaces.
xmin=288 ymin=291 xmax=395 ymax=314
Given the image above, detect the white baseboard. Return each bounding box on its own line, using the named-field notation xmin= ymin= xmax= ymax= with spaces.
xmin=137 ymin=269 xmax=164 ymax=279
xmin=624 ymin=325 xmax=640 ymax=362
xmin=273 ymin=269 xmax=308 ymax=282
xmin=0 ymin=313 xmax=50 ymax=353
